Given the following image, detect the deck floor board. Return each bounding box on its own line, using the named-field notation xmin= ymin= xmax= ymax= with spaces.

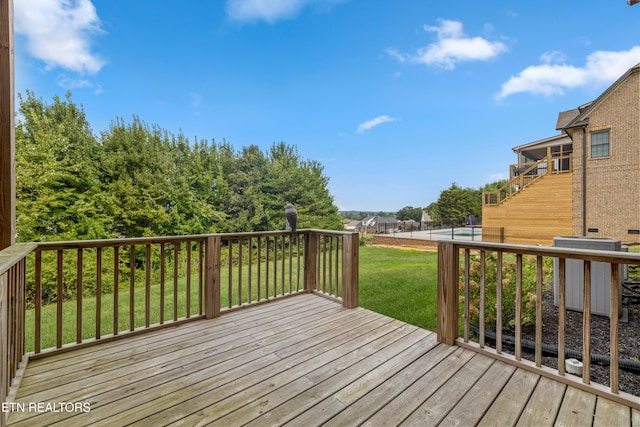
xmin=6 ymin=294 xmax=637 ymax=426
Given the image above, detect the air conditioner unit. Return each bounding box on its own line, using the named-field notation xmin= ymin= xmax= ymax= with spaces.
xmin=553 ymin=237 xmax=624 ymax=317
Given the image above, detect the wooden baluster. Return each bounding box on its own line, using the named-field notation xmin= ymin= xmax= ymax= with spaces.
xmin=479 ymin=250 xmax=486 ymax=349
xmin=238 ymin=238 xmax=243 ymax=306
xmin=535 ymin=255 xmax=543 ymax=366
xmin=288 ymin=234 xmax=293 ymax=294
xmin=113 ymin=246 xmax=119 ymax=335
xmin=96 ymin=247 xmax=102 ymax=339
xmin=328 ymin=236 xmax=333 ymax=296
xmin=281 ymin=236 xmax=285 ymax=296
xmin=35 ymin=250 xmax=42 ymax=353
xmin=463 ymin=249 xmax=470 ymax=343
xmin=186 ymin=241 xmax=191 ymax=318
xmin=265 ymin=236 xmax=270 ymax=299
xmin=335 ymin=236 xmax=340 ymax=297
xmin=173 ymin=242 xmax=179 ymax=321
xmin=56 ymin=250 xmax=63 ymax=348
xmin=160 ymin=243 xmax=165 ymax=324
xmin=248 ymin=237 xmax=252 ymax=304
xmin=129 ymin=245 xmax=135 ymax=332
xmin=198 ymin=241 xmax=203 ymax=315
xmin=257 ymin=237 xmax=262 ymax=301
xmin=558 ymin=258 xmax=566 ymax=375
xmin=583 ymin=260 xmax=591 ymax=384
xmin=228 ymin=239 xmax=233 ymax=308
xmin=515 ymin=254 xmax=522 ymax=361
xmin=76 ymin=249 xmax=83 ymax=344
xmin=296 ymin=234 xmax=301 ymax=292
xmin=273 ymin=236 xmax=278 ymax=297
xmin=496 ymin=252 xmax=503 ymax=354
xmin=145 ymin=244 xmax=151 ymax=328
xmin=610 ymin=263 xmax=620 ymax=394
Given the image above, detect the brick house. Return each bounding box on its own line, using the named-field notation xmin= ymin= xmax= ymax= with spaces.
xmin=482 ymin=63 xmax=640 ymax=245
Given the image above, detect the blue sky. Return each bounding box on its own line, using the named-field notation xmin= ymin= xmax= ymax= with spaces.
xmin=14 ymin=0 xmax=640 ymax=212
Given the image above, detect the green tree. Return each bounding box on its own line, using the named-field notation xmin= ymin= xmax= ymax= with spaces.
xmin=175 ymin=138 xmax=228 ymax=234
xmin=479 ymin=179 xmax=508 ymax=193
xmin=98 ymin=117 xmax=176 ymax=237
xmin=424 ymin=202 xmax=440 ymax=225
xmin=396 ymin=206 xmax=422 ymax=222
xmin=435 ymin=183 xmax=481 ymax=226
xmin=217 ymin=144 xmax=270 ymax=232
xmin=15 ymin=91 xmax=111 ymax=242
xmin=262 ymin=142 xmax=343 ymax=231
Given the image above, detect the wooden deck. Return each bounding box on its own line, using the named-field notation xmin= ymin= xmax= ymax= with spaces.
xmin=6 ymin=294 xmax=639 ymax=426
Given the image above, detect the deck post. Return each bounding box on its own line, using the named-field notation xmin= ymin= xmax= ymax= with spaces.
xmin=437 ymin=241 xmax=459 ymax=345
xmin=341 ymin=232 xmax=359 ymax=308
xmin=0 ymin=0 xmax=15 ymax=252
xmin=304 ymin=231 xmax=317 ymax=293
xmin=205 ymin=235 xmax=221 ymax=318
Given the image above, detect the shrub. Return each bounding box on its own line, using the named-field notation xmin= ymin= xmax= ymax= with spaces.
xmin=460 ymin=253 xmax=553 ymax=331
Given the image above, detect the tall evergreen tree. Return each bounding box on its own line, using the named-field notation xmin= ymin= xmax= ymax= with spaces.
xmin=15 ymin=91 xmax=110 ymax=241
xmin=263 ymin=142 xmax=342 ymax=230
xmin=98 ymin=117 xmax=175 ymax=237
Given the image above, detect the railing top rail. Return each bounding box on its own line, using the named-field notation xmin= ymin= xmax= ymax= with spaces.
xmin=0 ymin=243 xmax=38 ymax=275
xmin=29 ymin=229 xmax=351 ymax=251
xmin=509 ymin=154 xmax=571 ymax=170
xmin=305 ymin=229 xmax=358 ymax=236
xmin=440 ymin=240 xmax=640 ymax=263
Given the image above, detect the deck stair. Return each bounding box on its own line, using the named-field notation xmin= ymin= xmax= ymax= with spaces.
xmin=483 ymin=154 xmax=571 ymax=206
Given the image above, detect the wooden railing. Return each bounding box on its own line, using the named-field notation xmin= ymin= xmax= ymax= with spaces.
xmin=0 ymin=243 xmax=37 ymax=424
xmin=483 ymin=154 xmax=572 ymax=206
xmin=437 ymin=240 xmax=640 ymax=408
xmin=0 ymin=229 xmax=357 ymax=365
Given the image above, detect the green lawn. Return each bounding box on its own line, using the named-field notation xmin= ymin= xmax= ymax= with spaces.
xmin=358 ymin=245 xmax=438 ymax=331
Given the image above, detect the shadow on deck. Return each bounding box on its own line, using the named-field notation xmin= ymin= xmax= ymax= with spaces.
xmin=7 ymin=294 xmax=638 ymax=426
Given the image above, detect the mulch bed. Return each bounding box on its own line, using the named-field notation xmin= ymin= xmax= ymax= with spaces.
xmin=497 ymin=285 xmax=640 ymax=396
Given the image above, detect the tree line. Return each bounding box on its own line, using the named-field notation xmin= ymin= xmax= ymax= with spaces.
xmin=15 ymin=91 xmax=343 ymax=243
xmin=342 ymin=181 xmax=507 ymax=226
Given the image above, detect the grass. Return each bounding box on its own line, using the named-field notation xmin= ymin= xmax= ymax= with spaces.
xmin=358 ymin=245 xmax=438 ymax=331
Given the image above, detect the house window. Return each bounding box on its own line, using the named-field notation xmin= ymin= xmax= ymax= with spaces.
xmin=590 ymin=130 xmax=609 ymax=158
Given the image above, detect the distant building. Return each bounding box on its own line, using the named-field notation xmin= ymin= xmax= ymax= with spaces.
xmin=343 ymin=219 xmax=360 ymax=231
xmin=398 ymin=219 xmax=419 ymax=232
xmin=420 ymin=210 xmax=433 ymax=230
xmin=355 ymin=216 xmax=398 ymax=234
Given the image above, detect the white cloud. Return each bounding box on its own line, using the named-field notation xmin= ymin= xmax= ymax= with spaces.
xmin=497 ymin=46 xmax=640 ymax=99
xmin=56 ymin=75 xmax=92 ymax=89
xmin=14 ymin=0 xmax=105 ymax=74
xmin=356 ymin=115 xmax=397 ymax=134
xmin=226 ymin=0 xmax=345 ymax=23
xmin=540 ymin=50 xmax=566 ymax=64
xmin=388 ymin=19 xmax=507 ymax=70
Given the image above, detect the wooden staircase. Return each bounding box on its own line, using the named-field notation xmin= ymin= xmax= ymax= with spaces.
xmin=482 ymin=167 xmax=573 ymax=245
